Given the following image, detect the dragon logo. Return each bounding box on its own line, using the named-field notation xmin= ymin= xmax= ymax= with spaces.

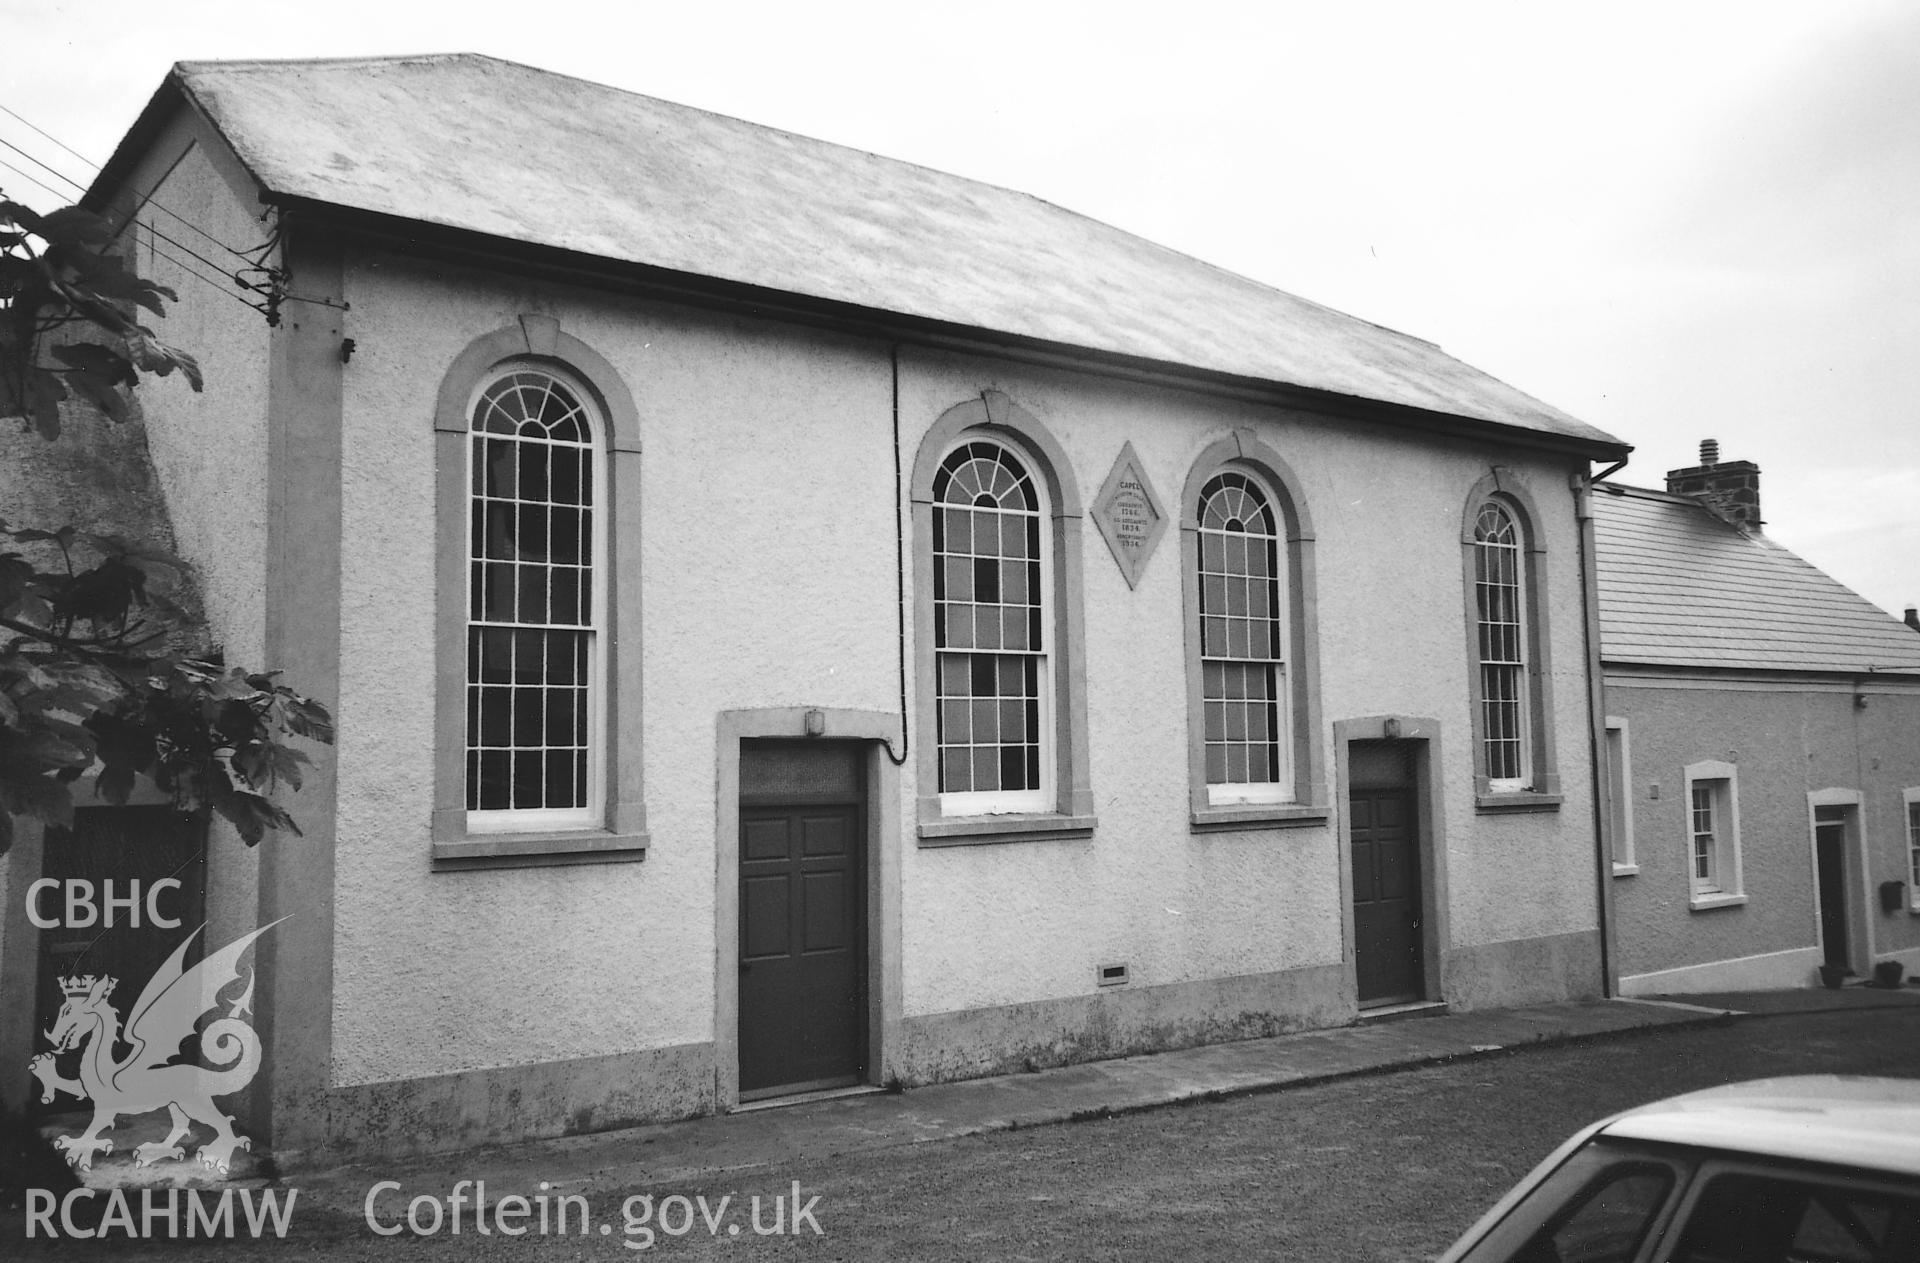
xmin=28 ymin=920 xmax=282 ymax=1177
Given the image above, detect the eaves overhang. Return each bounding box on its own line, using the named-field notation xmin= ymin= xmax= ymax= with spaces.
xmin=1602 ymin=661 xmax=1920 ymax=688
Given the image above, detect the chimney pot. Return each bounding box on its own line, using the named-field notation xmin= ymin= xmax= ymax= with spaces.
xmin=1699 ymin=438 xmax=1719 ymax=466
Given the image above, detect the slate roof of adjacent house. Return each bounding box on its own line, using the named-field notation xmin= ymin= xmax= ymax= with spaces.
xmin=1593 ymin=483 xmax=1920 ymax=675
xmin=98 ymin=54 xmax=1625 ymax=455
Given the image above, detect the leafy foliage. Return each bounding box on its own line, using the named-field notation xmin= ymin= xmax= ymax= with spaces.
xmin=0 ymin=201 xmax=329 ymax=852
xmin=2 ymin=200 xmax=201 ymax=437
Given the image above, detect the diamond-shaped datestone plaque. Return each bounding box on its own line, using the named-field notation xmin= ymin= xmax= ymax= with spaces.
xmin=1092 ymin=442 xmax=1167 ymax=590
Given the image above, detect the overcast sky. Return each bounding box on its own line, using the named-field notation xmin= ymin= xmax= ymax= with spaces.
xmin=5 ymin=0 xmax=1915 ymax=617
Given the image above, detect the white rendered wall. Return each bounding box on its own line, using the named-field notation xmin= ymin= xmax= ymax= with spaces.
xmin=329 ymin=257 xmax=900 ymax=1083
xmin=126 ymin=136 xmax=272 ymax=669
xmin=110 ymin=117 xmax=273 ymax=959
xmin=895 ymin=351 xmax=1598 ymax=1019
xmin=327 ymin=252 xmax=1604 ymax=1084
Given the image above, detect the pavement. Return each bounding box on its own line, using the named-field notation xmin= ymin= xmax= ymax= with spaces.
xmin=49 ymin=982 xmax=1919 ymax=1221
xmin=1646 ymin=982 xmax=1920 ymax=1016
xmin=288 ymin=991 xmax=1780 ymax=1222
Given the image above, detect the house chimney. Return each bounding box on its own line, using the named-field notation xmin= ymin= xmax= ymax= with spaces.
xmin=1665 ymin=437 xmax=1762 ymax=531
xmin=1906 ymin=607 xmax=1919 ymax=633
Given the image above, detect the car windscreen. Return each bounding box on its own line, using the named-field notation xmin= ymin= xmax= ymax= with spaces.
xmin=1455 ymin=1140 xmax=1686 ymax=1263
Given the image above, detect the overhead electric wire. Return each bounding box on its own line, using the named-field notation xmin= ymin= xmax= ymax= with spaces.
xmin=0 ymin=132 xmax=90 ymax=197
xmin=2 ymin=142 xmax=266 ymax=316
xmin=144 ymin=238 xmax=269 ymax=314
xmin=138 ymin=222 xmax=262 ymax=298
xmin=0 ymin=128 xmax=267 ymax=280
xmin=0 ymin=100 xmax=101 ymax=174
xmin=0 ymin=106 xmax=302 ymax=329
xmin=0 ymin=101 xmax=268 ymax=262
xmin=0 ymin=132 xmax=272 ymax=308
xmin=0 ymin=153 xmax=69 ymax=203
xmin=0 ymin=179 xmax=261 ymax=315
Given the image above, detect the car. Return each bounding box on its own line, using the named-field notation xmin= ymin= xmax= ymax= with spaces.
xmin=1438 ymin=1075 xmax=1920 ymax=1263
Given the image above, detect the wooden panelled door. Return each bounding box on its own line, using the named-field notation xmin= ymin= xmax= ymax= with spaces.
xmin=1349 ymin=741 xmax=1424 ymax=1007
xmin=738 ymin=741 xmax=868 ymax=1099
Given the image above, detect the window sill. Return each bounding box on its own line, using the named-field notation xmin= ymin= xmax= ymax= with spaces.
xmin=432 ymin=829 xmax=649 ymax=871
xmin=1191 ymin=803 xmax=1330 ymax=833
xmin=1475 ymin=791 xmax=1563 ymax=814
xmin=1612 ymin=863 xmax=1640 ymax=878
xmin=1688 ymin=892 xmax=1747 ymax=912
xmin=917 ymin=813 xmax=1097 ymax=847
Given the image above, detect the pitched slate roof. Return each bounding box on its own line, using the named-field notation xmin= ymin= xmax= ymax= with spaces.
xmin=1593 ymin=483 xmax=1920 ymax=675
xmin=108 ymin=54 xmax=1623 ymax=453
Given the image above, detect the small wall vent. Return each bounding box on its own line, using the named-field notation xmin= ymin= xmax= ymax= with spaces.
xmin=1097 ymin=963 xmax=1130 ymax=987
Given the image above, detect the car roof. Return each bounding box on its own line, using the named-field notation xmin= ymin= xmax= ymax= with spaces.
xmin=1600 ymin=1076 xmax=1920 ymax=1178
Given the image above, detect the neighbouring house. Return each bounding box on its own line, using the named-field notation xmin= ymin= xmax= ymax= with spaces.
xmin=0 ymin=54 xmax=1632 ymax=1168
xmin=1594 ymin=444 xmax=1920 ymax=996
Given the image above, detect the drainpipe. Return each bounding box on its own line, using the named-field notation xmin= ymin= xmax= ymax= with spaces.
xmin=884 ymin=342 xmax=910 ymax=767
xmin=1574 ymin=457 xmax=1627 ymax=998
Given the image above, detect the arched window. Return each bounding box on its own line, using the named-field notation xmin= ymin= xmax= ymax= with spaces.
xmin=432 ymin=319 xmax=646 ymax=867
xmin=466 ymin=367 xmax=606 ymax=830
xmin=1460 ymin=474 xmax=1560 ymax=807
xmin=910 ymin=391 xmax=1094 ymax=841
xmin=1472 ymin=500 xmax=1528 ymax=790
xmin=1197 ymin=471 xmax=1288 ymax=802
xmin=1180 ymin=434 xmax=1325 ymax=830
xmin=931 ymin=439 xmax=1050 ymax=811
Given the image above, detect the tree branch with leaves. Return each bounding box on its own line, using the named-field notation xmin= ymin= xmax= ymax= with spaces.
xmin=0 ymin=198 xmax=332 ymax=851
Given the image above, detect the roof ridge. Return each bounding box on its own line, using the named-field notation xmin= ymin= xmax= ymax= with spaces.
xmin=175 ymin=52 xmax=470 ymax=74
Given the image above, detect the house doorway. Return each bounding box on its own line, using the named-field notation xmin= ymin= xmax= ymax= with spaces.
xmin=1349 ymin=740 xmax=1424 ymax=1007
xmin=737 ymin=740 xmax=869 ymax=1100
xmin=31 ymin=806 xmax=205 ymax=1116
xmin=1814 ymin=806 xmax=1853 ymax=972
